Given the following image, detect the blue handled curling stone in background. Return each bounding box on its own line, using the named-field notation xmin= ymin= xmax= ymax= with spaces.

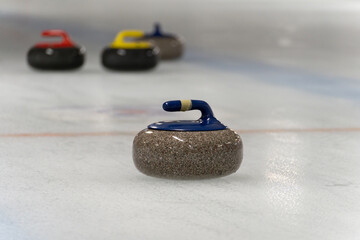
xmin=138 ymin=23 xmax=184 ymax=60
xmin=101 ymin=30 xmax=159 ymax=70
xmin=133 ymin=100 xmax=243 ymax=179
xmin=27 ymin=29 xmax=85 ymax=70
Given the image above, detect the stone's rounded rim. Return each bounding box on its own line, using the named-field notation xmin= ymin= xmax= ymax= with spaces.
xmin=30 ymin=46 xmax=82 ymax=50
xmin=147 ymin=120 xmax=227 ymax=131
xmin=103 ymin=47 xmax=156 ymax=52
xmin=27 ymin=47 xmax=85 ymax=70
xmin=101 ymin=47 xmax=158 ymax=71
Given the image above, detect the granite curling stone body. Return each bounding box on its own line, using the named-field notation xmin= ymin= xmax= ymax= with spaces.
xmin=139 ymin=23 xmax=184 ymax=60
xmin=133 ymin=100 xmax=243 ymax=179
xmin=27 ymin=29 xmax=85 ymax=70
xmin=101 ymin=30 xmax=159 ymax=70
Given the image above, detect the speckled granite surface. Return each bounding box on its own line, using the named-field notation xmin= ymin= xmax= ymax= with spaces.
xmin=133 ymin=128 xmax=243 ymax=179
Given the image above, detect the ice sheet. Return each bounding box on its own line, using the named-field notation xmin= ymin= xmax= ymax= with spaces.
xmin=0 ymin=1 xmax=360 ymax=240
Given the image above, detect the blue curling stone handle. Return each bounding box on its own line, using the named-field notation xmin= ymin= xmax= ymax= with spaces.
xmin=148 ymin=100 xmax=227 ymax=131
xmin=145 ymin=23 xmax=174 ymax=38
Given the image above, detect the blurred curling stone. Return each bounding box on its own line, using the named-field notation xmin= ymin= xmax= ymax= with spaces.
xmin=139 ymin=23 xmax=184 ymax=60
xmin=101 ymin=30 xmax=159 ymax=70
xmin=27 ymin=29 xmax=85 ymax=70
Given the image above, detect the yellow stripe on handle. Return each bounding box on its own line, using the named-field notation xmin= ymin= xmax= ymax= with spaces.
xmin=111 ymin=30 xmax=151 ymax=49
xmin=180 ymin=100 xmax=192 ymax=111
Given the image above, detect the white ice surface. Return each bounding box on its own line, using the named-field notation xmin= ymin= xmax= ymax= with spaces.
xmin=1 ymin=1 xmax=360 ymax=240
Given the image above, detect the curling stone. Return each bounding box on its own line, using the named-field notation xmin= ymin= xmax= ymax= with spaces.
xmin=138 ymin=23 xmax=184 ymax=60
xmin=27 ymin=29 xmax=85 ymax=70
xmin=101 ymin=30 xmax=159 ymax=70
xmin=133 ymin=100 xmax=243 ymax=179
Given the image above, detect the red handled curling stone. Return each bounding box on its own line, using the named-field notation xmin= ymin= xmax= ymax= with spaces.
xmin=27 ymin=30 xmax=85 ymax=70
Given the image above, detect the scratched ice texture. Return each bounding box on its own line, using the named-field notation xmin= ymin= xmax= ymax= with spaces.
xmin=0 ymin=1 xmax=360 ymax=240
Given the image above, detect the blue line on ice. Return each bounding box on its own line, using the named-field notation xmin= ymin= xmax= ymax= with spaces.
xmin=187 ymin=51 xmax=360 ymax=101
